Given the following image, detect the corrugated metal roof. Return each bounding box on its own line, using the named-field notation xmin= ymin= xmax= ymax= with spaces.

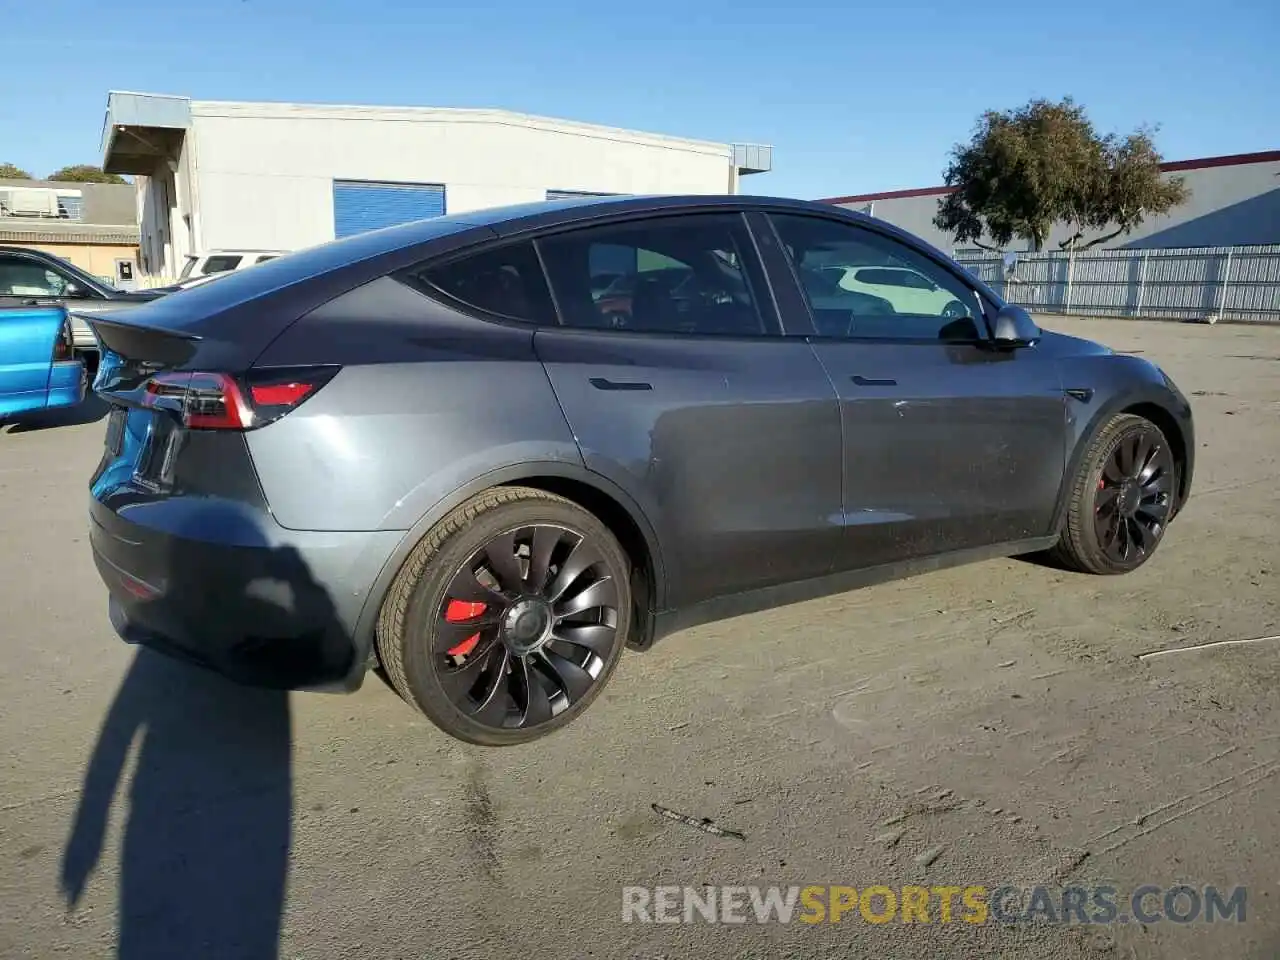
xmin=0 ymin=220 xmax=140 ymax=244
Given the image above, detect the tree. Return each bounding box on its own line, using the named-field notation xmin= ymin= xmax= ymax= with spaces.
xmin=933 ymin=97 xmax=1189 ymax=252
xmin=46 ymin=164 xmax=127 ymax=185
xmin=0 ymin=162 xmax=33 ymax=179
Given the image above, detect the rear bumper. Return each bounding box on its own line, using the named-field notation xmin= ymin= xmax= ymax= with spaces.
xmin=48 ymin=359 xmax=87 ymax=409
xmin=89 ymin=495 xmax=402 ymax=691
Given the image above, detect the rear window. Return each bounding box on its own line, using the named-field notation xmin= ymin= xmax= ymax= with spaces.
xmin=405 ymin=241 xmax=554 ymax=324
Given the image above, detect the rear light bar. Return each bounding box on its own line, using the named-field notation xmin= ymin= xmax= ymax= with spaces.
xmin=52 ymin=316 xmax=74 ymax=361
xmin=143 ymin=366 xmax=338 ymax=430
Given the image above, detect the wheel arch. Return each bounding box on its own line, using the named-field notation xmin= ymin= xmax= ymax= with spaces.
xmin=347 ymin=461 xmax=666 ymax=685
xmin=1052 ymin=390 xmax=1193 ymax=535
xmin=505 ymin=474 xmax=661 ymax=650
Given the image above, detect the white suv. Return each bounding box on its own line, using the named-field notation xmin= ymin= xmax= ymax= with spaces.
xmin=178 ymin=249 xmax=286 ymax=282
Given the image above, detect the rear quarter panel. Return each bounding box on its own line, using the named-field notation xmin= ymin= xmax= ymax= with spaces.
xmin=0 ymin=305 xmax=83 ymax=416
xmin=247 ymin=277 xmax=584 ymax=532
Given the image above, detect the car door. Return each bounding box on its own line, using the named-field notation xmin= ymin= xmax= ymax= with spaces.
xmin=531 ymin=211 xmax=844 ymax=611
xmin=0 ymin=252 xmax=110 ymax=350
xmin=0 ymin=304 xmax=70 ymax=413
xmin=765 ymin=212 xmax=1068 ymax=569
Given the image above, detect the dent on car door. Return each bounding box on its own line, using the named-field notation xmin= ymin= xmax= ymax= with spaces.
xmin=766 ymin=213 xmax=1068 ymax=567
xmin=531 ymin=212 xmax=844 ymax=611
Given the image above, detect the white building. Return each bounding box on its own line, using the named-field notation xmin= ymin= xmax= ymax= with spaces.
xmin=100 ymin=91 xmax=773 ymax=280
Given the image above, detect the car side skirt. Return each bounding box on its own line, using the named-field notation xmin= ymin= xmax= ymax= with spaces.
xmin=647 ymin=535 xmax=1060 ymax=647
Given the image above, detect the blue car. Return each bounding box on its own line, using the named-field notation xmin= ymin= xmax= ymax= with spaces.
xmin=0 ymin=305 xmax=86 ymax=419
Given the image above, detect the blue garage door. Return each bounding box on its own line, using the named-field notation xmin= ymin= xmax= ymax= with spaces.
xmin=332 ymin=180 xmax=446 ymax=239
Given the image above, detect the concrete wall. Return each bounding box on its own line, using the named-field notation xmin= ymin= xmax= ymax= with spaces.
xmin=833 ymin=193 xmax=957 ymax=253
xmin=132 ymin=144 xmax=199 ymax=280
xmin=134 ymin=173 xmax=169 ymax=276
xmin=831 ymin=156 xmax=1280 ymax=254
xmin=187 ymin=104 xmax=740 ymax=252
xmin=79 ymin=183 xmax=136 ymax=225
xmin=1122 ymin=160 xmax=1280 ymax=249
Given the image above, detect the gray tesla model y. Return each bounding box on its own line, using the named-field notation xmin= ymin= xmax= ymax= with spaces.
xmin=86 ymin=195 xmax=1194 ymax=745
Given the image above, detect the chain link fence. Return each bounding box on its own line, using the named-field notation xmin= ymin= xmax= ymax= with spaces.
xmin=953 ymin=245 xmax=1280 ymax=323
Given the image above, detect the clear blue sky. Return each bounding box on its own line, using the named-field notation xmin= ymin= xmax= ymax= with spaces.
xmin=4 ymin=0 xmax=1276 ymax=199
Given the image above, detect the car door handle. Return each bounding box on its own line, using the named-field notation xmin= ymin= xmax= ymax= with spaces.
xmin=851 ymin=375 xmax=897 ymax=387
xmin=589 ymin=377 xmax=652 ymax=391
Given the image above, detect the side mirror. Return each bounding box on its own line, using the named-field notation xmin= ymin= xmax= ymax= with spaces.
xmin=991 ymin=305 xmax=1041 ymax=347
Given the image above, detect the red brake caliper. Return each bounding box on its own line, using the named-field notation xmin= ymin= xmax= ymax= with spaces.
xmin=444 ymin=600 xmax=487 ymax=657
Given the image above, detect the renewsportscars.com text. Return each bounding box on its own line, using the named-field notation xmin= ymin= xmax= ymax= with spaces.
xmin=621 ymin=884 xmax=1247 ymax=925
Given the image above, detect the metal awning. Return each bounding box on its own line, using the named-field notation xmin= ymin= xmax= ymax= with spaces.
xmin=101 ymin=92 xmax=192 ymax=175
xmin=732 ymin=143 xmax=773 ymax=175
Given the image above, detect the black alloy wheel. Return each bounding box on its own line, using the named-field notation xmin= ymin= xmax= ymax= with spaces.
xmin=1050 ymin=412 xmax=1179 ymax=575
xmin=1092 ymin=425 xmax=1175 ymax=564
xmin=434 ymin=524 xmax=622 ymax=731
xmin=378 ymin=487 xmax=633 ymax=745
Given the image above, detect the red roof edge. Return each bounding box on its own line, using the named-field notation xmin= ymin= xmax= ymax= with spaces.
xmin=820 ymin=185 xmax=956 ymax=205
xmin=1159 ymin=149 xmax=1280 ymax=172
xmin=819 ymin=149 xmax=1280 ymax=205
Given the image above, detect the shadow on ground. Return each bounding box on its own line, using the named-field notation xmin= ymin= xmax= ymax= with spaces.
xmin=60 ymin=650 xmax=292 ymax=959
xmin=54 ymin=500 xmax=361 ymax=959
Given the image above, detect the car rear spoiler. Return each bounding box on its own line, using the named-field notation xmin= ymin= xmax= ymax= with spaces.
xmin=74 ymin=312 xmax=202 ymax=367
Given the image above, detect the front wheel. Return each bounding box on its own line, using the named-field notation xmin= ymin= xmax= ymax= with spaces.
xmin=1050 ymin=413 xmax=1178 ymax=575
xmin=376 ymin=487 xmax=632 ymax=745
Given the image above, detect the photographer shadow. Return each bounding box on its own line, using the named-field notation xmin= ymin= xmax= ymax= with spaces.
xmin=60 ymin=506 xmax=349 ymax=960
xmin=61 ymin=649 xmax=292 ymax=959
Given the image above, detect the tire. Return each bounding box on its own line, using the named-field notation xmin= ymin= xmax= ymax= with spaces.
xmin=376 ymin=486 xmax=632 ymax=746
xmin=1050 ymin=413 xmax=1178 ymax=575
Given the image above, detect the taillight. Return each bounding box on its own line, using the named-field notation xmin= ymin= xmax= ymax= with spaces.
xmin=143 ymin=366 xmax=338 ymax=430
xmin=52 ymin=318 xmax=73 ymax=361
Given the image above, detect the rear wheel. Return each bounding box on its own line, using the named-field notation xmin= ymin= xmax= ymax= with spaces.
xmin=377 ymin=487 xmax=632 ymax=746
xmin=1051 ymin=413 xmax=1177 ymax=575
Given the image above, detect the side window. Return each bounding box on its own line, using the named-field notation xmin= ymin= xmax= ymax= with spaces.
xmin=537 ymin=214 xmax=768 ymax=337
xmin=202 ymin=255 xmax=243 ymax=275
xmin=405 ymin=240 xmax=555 ymax=325
xmin=0 ymin=256 xmax=65 ymax=297
xmin=769 ymin=214 xmax=986 ymax=342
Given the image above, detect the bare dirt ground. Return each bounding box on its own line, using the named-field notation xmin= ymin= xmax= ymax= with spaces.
xmin=1 ymin=317 xmax=1277 ymax=959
